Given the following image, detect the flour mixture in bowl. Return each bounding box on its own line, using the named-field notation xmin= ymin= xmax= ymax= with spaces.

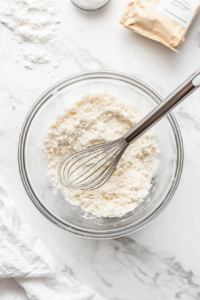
xmin=43 ymin=93 xmax=159 ymax=218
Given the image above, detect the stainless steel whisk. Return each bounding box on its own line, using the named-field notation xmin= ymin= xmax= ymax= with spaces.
xmin=59 ymin=70 xmax=200 ymax=191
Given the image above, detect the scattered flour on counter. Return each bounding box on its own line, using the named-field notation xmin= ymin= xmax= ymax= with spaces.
xmin=0 ymin=0 xmax=60 ymax=69
xmin=22 ymin=46 xmax=50 ymax=70
xmin=43 ymin=93 xmax=159 ymax=218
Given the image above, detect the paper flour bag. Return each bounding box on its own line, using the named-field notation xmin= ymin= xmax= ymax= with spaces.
xmin=120 ymin=0 xmax=200 ymax=51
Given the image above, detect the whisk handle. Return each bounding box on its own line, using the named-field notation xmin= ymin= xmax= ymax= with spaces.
xmin=124 ymin=69 xmax=200 ymax=144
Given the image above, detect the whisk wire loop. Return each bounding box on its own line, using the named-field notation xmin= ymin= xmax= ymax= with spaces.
xmin=70 ymin=143 xmax=124 ymax=185
xmin=58 ymin=138 xmax=128 ymax=190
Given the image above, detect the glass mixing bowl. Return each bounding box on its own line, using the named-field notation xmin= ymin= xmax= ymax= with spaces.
xmin=18 ymin=71 xmax=183 ymax=239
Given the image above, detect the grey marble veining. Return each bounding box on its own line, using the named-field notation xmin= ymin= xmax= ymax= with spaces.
xmin=54 ymin=35 xmax=112 ymax=71
xmin=1 ymin=0 xmax=200 ymax=299
xmin=112 ymin=237 xmax=200 ymax=299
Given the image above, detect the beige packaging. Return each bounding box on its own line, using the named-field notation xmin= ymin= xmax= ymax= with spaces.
xmin=120 ymin=1 xmax=200 ymax=51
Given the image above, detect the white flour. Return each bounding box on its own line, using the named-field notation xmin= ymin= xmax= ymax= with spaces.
xmin=43 ymin=93 xmax=159 ymax=218
xmin=0 ymin=0 xmax=60 ymax=69
xmin=22 ymin=46 xmax=50 ymax=70
xmin=72 ymin=0 xmax=109 ymax=9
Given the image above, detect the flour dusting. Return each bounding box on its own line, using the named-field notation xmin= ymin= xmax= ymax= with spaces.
xmin=43 ymin=93 xmax=159 ymax=218
xmin=0 ymin=0 xmax=60 ymax=69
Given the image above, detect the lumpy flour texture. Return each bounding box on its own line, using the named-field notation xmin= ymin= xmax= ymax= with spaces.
xmin=43 ymin=94 xmax=159 ymax=218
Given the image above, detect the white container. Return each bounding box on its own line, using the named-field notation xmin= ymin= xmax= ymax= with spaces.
xmin=71 ymin=0 xmax=110 ymax=11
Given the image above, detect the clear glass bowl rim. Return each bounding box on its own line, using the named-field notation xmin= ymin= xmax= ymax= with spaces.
xmin=71 ymin=0 xmax=110 ymax=11
xmin=18 ymin=71 xmax=184 ymax=239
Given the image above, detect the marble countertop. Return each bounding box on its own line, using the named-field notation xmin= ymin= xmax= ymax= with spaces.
xmin=1 ymin=0 xmax=200 ymax=299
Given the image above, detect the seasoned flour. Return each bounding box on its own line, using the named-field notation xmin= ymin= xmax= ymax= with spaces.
xmin=43 ymin=93 xmax=159 ymax=218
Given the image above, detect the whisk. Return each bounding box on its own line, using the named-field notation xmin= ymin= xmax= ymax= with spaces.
xmin=59 ymin=70 xmax=200 ymax=191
